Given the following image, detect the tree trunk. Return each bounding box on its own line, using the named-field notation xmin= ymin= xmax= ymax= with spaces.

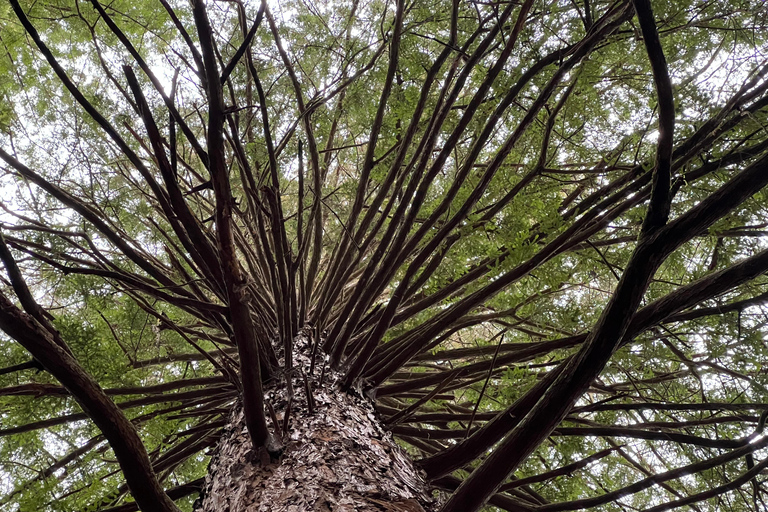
xmin=194 ymin=337 xmax=433 ymax=512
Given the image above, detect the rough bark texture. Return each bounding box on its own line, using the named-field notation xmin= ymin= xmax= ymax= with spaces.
xmin=194 ymin=337 xmax=433 ymax=511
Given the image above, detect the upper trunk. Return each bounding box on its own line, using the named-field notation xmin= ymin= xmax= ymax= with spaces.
xmin=194 ymin=337 xmax=433 ymax=512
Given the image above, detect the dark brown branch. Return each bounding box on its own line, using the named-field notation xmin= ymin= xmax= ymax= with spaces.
xmin=191 ymin=0 xmax=276 ymax=455
xmin=500 ymin=446 xmax=619 ymax=491
xmin=341 ymin=0 xmax=537 ymax=385
xmin=89 ymin=0 xmax=210 ymax=168
xmin=634 ymin=0 xmax=675 ymax=233
xmin=122 ymin=65 xmax=224 ymax=293
xmin=0 ymin=388 xmax=235 ymax=437
xmin=220 ymin=1 xmax=265 ymax=85
xmin=0 ymin=359 xmax=43 ymax=376
xmin=536 ymin=434 xmax=768 ymax=511
xmin=439 ymin=136 xmax=768 ymax=509
xmin=645 ymin=454 xmax=768 ymax=512
xmin=0 ymin=294 xmax=180 ymax=511
xmin=97 ymin=478 xmax=205 ymax=512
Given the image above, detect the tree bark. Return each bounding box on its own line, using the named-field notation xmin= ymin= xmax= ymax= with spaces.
xmin=194 ymin=338 xmax=433 ymax=512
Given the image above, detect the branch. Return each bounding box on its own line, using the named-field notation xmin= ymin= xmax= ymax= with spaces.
xmin=0 ymin=232 xmax=71 ymax=355
xmin=97 ymin=478 xmax=204 ymax=512
xmin=634 ymin=0 xmax=675 ymax=233
xmin=89 ymin=0 xmax=210 ymax=168
xmin=0 ymin=295 xmax=180 ymax=511
xmin=220 ymin=1 xmax=265 ymax=85
xmin=122 ymin=65 xmax=224 ymax=292
xmin=536 ymin=434 xmax=768 ymax=511
xmin=437 ymin=142 xmax=768 ymax=509
xmin=191 ymin=0 xmax=277 ymax=455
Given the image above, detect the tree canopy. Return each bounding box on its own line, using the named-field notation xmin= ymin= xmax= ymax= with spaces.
xmin=1 ymin=0 xmax=768 ymax=510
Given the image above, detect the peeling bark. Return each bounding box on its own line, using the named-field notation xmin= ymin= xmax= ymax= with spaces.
xmin=195 ymin=338 xmax=433 ymax=512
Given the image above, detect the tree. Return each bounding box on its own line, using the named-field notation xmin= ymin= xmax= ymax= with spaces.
xmin=0 ymin=0 xmax=767 ymax=510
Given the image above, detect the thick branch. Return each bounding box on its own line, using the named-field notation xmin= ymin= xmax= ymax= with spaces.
xmin=0 ymin=294 xmax=179 ymax=512
xmin=634 ymin=0 xmax=675 ymax=233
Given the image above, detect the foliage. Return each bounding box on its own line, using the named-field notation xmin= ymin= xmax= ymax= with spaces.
xmin=0 ymin=0 xmax=767 ymax=511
